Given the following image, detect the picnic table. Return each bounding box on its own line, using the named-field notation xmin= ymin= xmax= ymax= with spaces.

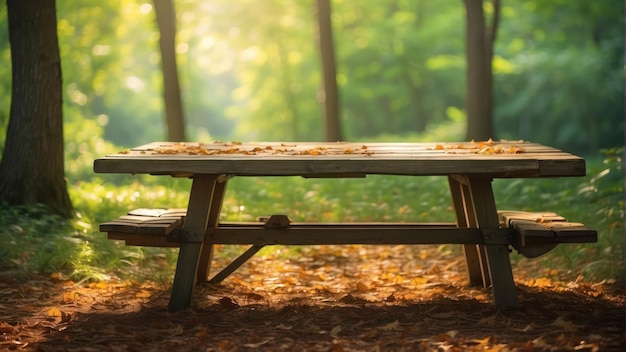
xmin=94 ymin=140 xmax=596 ymax=312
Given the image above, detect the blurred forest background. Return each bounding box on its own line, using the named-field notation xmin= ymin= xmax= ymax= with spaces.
xmin=0 ymin=0 xmax=623 ymax=155
xmin=0 ymin=0 xmax=624 ymax=285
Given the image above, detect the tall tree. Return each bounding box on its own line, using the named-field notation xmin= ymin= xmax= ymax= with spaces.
xmin=0 ymin=0 xmax=72 ymax=218
xmin=316 ymin=0 xmax=342 ymax=142
xmin=153 ymin=0 xmax=186 ymax=141
xmin=463 ymin=0 xmax=499 ymax=141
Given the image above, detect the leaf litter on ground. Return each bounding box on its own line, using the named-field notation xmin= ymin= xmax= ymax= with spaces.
xmin=0 ymin=244 xmax=624 ymax=351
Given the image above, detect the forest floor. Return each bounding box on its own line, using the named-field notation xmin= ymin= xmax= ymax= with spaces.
xmin=1 ymin=244 xmax=624 ymax=351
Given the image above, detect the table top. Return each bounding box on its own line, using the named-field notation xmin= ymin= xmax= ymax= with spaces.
xmin=93 ymin=140 xmax=586 ymax=178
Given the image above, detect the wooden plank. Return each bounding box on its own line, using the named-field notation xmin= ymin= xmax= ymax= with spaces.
xmin=206 ymin=226 xmax=492 ymax=245
xmin=100 ymin=217 xmax=182 ymax=235
xmin=508 ymin=219 xmax=597 ymax=245
xmin=107 ymin=232 xmax=178 ymax=247
xmin=448 ymin=176 xmax=484 ymax=287
xmin=209 ymin=245 xmax=265 ymax=284
xmin=467 ymin=176 xmax=518 ymax=308
xmin=100 ymin=221 xmax=137 ymax=233
xmin=510 ymin=220 xmax=556 ymax=246
xmin=498 ymin=211 xmax=566 ymax=225
xmin=550 ymin=222 xmax=598 ymax=243
xmin=134 ymin=220 xmax=181 ymax=235
xmin=94 ymin=141 xmax=587 ymax=178
xmin=197 ymin=177 xmax=228 ymax=282
xmin=127 ymin=208 xmax=169 ymax=217
xmin=168 ymin=175 xmax=218 ymax=313
xmin=117 ymin=215 xmax=182 ymax=222
xmin=127 ymin=208 xmax=187 ymax=217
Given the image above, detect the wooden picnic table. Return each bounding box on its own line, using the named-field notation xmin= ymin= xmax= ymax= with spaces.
xmin=94 ymin=140 xmax=588 ymax=312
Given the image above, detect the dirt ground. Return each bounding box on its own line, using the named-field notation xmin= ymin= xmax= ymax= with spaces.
xmin=1 ymin=245 xmax=625 ymax=351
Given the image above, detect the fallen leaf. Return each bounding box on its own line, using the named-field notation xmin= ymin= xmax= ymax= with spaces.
xmin=135 ymin=290 xmax=152 ymax=298
xmin=432 ymin=311 xmax=457 ymax=319
xmin=356 ymin=281 xmax=369 ymax=292
xmin=330 ymin=325 xmax=342 ymax=338
xmin=0 ymin=322 xmax=15 ymax=334
xmin=219 ymin=297 xmax=239 ymax=309
xmin=62 ymin=291 xmax=79 ymax=303
xmin=47 ymin=307 xmax=63 ymax=317
xmin=380 ymin=320 xmax=401 ymax=331
xmin=552 ymin=317 xmax=581 ymax=332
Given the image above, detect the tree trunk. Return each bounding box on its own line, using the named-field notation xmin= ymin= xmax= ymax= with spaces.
xmin=463 ymin=0 xmax=496 ymax=141
xmin=316 ymin=0 xmax=343 ymax=142
xmin=153 ymin=0 xmax=186 ymax=141
xmin=0 ymin=0 xmax=73 ymax=218
xmin=275 ymin=38 xmax=300 ymax=140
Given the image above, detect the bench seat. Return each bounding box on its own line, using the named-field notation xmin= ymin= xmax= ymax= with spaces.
xmin=498 ymin=210 xmax=597 ymax=257
xmin=100 ymin=208 xmax=187 ymax=247
xmin=100 ymin=209 xmax=597 ymax=257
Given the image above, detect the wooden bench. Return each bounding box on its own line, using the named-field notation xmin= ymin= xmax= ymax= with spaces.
xmin=497 ymin=210 xmax=597 ymax=258
xmin=102 ymin=209 xmax=597 ymax=251
xmin=100 ymin=208 xmax=187 ymax=247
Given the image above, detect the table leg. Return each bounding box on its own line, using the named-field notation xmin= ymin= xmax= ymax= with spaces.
xmin=196 ymin=177 xmax=228 ymax=282
xmin=466 ymin=176 xmax=519 ymax=308
xmin=448 ymin=177 xmax=486 ymax=286
xmin=168 ymin=174 xmax=220 ymax=312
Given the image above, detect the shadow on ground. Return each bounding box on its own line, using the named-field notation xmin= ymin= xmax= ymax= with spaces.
xmin=1 ymin=276 xmax=624 ymax=351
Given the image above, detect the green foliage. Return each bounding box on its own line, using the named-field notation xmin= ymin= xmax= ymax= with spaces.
xmin=493 ymin=1 xmax=623 ymax=154
xmin=0 ymin=203 xmax=108 ymax=280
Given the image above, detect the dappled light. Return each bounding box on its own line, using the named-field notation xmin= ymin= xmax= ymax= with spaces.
xmin=0 ymin=0 xmax=623 ymax=350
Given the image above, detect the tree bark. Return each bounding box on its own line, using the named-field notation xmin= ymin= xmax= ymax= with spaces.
xmin=316 ymin=0 xmax=342 ymax=142
xmin=0 ymin=0 xmax=73 ymax=218
xmin=153 ymin=0 xmax=186 ymax=141
xmin=463 ymin=0 xmax=496 ymax=141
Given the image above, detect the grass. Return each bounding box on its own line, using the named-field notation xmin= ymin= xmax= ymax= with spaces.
xmin=0 ymin=147 xmax=622 ymax=284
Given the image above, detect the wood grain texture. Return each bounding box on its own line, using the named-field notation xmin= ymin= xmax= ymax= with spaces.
xmin=94 ymin=141 xmax=585 ymax=178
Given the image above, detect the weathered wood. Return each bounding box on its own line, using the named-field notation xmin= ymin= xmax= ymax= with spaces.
xmin=467 ymin=176 xmax=519 ymax=308
xmin=510 ymin=219 xmax=597 ymax=245
xmin=263 ymin=215 xmax=291 ymax=229
xmin=548 ymin=222 xmax=596 ymax=240
xmin=496 ymin=210 xmax=597 ymax=258
xmin=99 ymin=208 xmax=185 ymax=235
xmin=94 ymin=141 xmax=586 ymax=178
xmin=498 ymin=210 xmax=566 ymax=226
xmin=196 ymin=177 xmax=228 ymax=282
xmin=448 ymin=176 xmax=484 ymax=286
xmin=209 ymin=245 xmax=265 ymax=284
xmin=168 ymin=175 xmax=219 ymax=312
xmin=127 ymin=208 xmax=187 ymax=217
xmin=206 ymin=226 xmax=498 ymax=245
xmin=510 ymin=220 xmax=556 ymax=246
xmin=107 ymin=232 xmax=179 ymax=247
xmin=94 ymin=141 xmax=591 ymax=311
